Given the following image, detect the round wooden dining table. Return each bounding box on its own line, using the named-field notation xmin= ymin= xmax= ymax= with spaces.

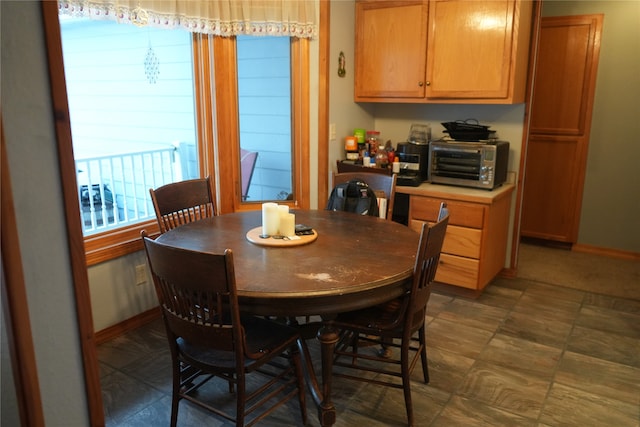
xmin=155 ymin=209 xmax=420 ymax=426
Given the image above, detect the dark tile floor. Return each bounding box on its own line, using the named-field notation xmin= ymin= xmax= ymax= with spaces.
xmin=98 ymin=276 xmax=640 ymax=426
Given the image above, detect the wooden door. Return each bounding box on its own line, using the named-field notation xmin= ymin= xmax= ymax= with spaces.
xmin=425 ymin=0 xmax=532 ymax=102
xmin=521 ymin=14 xmax=602 ymax=243
xmin=354 ymin=1 xmax=428 ymax=99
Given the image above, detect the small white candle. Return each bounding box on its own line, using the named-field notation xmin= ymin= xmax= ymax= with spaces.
xmin=277 ymin=204 xmax=289 ymax=217
xmin=378 ymin=198 xmax=387 ymax=219
xmin=277 ymin=205 xmax=290 ymax=235
xmin=261 ymin=202 xmax=279 ymax=236
xmin=280 ymin=213 xmax=296 ymax=237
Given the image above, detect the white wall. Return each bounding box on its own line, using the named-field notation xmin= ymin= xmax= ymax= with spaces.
xmin=1 ymin=2 xmax=90 ymax=425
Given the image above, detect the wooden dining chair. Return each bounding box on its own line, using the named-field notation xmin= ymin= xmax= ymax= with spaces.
xmin=332 ymin=171 xmax=397 ymax=220
xmin=141 ymin=231 xmax=307 ymax=427
xmin=330 ymin=214 xmax=449 ymax=426
xmin=149 ymin=176 xmax=215 ymax=233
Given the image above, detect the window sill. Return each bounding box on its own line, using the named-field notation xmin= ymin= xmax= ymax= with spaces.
xmin=84 ymin=219 xmax=160 ymax=266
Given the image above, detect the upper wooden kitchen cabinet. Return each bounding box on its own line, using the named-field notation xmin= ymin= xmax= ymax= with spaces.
xmin=354 ymin=0 xmax=534 ymax=104
xmin=354 ymin=1 xmax=429 ymax=99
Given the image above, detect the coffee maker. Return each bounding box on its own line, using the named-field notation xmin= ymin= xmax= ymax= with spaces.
xmin=395 ymin=141 xmax=430 ymax=187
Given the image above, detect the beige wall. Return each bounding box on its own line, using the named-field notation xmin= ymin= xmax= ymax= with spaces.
xmin=542 ymin=0 xmax=640 ymax=252
xmin=327 ymin=0 xmax=376 ymax=184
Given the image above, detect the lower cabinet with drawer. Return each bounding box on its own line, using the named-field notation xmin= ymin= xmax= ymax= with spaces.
xmin=402 ymin=184 xmax=514 ymax=292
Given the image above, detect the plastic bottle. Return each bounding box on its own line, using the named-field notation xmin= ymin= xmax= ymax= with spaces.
xmin=344 ymin=136 xmax=359 ymax=160
xmin=366 ymin=131 xmax=380 ymax=157
xmin=358 ymin=143 xmax=367 ymax=163
xmin=354 ymin=128 xmax=367 ymax=163
xmin=375 ymin=145 xmax=389 ymax=168
xmin=385 ymin=140 xmax=395 ymax=164
xmin=392 ymin=157 xmax=400 ymax=174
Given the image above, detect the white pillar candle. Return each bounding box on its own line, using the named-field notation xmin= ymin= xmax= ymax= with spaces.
xmin=261 ymin=202 xmax=279 ymax=236
xmin=277 ymin=204 xmax=289 ymax=217
xmin=280 ymin=213 xmax=296 ymax=237
xmin=277 ymin=205 xmax=290 ymax=235
xmin=378 ymin=198 xmax=387 ymax=219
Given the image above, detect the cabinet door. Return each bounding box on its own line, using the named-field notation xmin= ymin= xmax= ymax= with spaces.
xmin=355 ymin=1 xmax=428 ymax=100
xmin=521 ymin=15 xmax=602 ymax=243
xmin=425 ymin=0 xmax=530 ymax=102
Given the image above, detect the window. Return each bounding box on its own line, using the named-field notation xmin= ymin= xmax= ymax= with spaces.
xmin=237 ymin=35 xmax=293 ymax=202
xmin=57 ymin=17 xmax=309 ymax=265
xmin=60 ymin=18 xmax=198 ymax=236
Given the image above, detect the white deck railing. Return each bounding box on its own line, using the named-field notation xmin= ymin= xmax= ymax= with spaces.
xmin=76 ymin=146 xmax=177 ymax=235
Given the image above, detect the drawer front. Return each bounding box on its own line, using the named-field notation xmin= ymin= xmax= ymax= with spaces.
xmin=442 ymin=225 xmax=481 ymax=258
xmin=410 ymin=221 xmax=481 ymax=258
xmin=411 ymin=196 xmax=485 ymax=228
xmin=435 ymin=253 xmax=479 ymax=289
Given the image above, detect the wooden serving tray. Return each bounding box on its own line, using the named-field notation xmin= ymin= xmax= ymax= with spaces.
xmin=245 ymin=226 xmax=318 ymax=247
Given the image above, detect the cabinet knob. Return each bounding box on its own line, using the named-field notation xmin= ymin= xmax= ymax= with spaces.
xmin=418 ymin=81 xmax=424 ymax=87
xmin=425 ymin=81 xmax=431 ymax=86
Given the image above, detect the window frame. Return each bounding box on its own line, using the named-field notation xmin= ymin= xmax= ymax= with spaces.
xmin=210 ymin=35 xmax=310 ymax=215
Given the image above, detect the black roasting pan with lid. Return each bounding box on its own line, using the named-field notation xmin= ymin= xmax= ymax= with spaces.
xmin=441 ymin=119 xmax=495 ymax=141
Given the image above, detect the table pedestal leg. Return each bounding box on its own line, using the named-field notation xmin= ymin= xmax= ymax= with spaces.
xmin=294 ymin=319 xmax=340 ymax=427
xmin=317 ymin=322 xmax=339 ymax=426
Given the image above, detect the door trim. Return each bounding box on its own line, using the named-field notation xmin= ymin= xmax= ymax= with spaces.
xmin=40 ymin=2 xmax=105 ymax=424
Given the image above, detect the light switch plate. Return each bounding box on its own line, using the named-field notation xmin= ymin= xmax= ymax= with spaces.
xmin=135 ymin=265 xmax=147 ymax=285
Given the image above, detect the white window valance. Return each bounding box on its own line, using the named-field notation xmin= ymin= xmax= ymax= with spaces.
xmin=58 ymin=0 xmax=317 ymax=39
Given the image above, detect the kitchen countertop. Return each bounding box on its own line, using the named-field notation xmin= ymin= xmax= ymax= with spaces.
xmin=396 ymin=182 xmax=515 ymax=204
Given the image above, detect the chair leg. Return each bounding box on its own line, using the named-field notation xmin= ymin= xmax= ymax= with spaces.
xmin=340 ymin=330 xmax=360 ymax=365
xmin=171 ymin=363 xmax=181 ymax=427
xmin=419 ymin=326 xmax=429 ymax=383
xmin=378 ymin=337 xmax=393 ymax=358
xmin=236 ymin=373 xmax=246 ymax=427
xmin=401 ymin=342 xmax=414 ymax=427
xmin=291 ymin=346 xmax=308 ymax=424
xmin=351 ymin=332 xmax=359 ymax=362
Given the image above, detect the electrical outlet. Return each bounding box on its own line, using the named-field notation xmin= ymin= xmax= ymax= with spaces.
xmin=329 ymin=123 xmax=336 ymax=141
xmin=135 ymin=265 xmax=147 ymax=285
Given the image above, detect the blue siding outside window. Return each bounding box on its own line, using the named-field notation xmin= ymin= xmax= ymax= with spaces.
xmin=237 ymin=35 xmax=293 ymax=201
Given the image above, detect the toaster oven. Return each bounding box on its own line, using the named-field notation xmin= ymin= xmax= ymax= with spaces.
xmin=428 ymin=140 xmax=509 ymax=190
